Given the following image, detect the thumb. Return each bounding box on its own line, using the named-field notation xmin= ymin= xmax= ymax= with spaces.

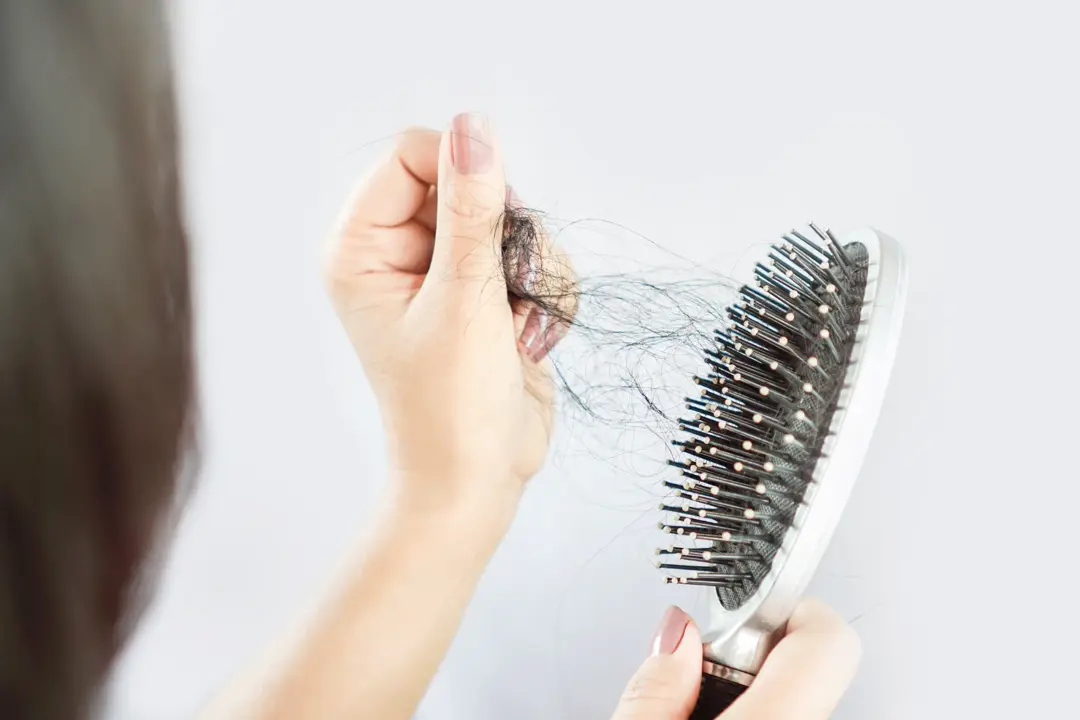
xmin=426 ymin=112 xmax=508 ymax=304
xmin=612 ymin=607 xmax=702 ymax=720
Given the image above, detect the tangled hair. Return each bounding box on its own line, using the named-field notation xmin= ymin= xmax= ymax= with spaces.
xmin=0 ymin=2 xmax=194 ymax=718
xmin=502 ymin=205 xmax=734 ymax=439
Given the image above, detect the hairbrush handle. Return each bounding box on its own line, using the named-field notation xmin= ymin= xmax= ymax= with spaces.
xmin=688 ymin=663 xmax=753 ymax=719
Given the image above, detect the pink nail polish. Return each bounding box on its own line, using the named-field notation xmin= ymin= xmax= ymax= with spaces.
xmin=519 ymin=308 xmax=566 ymax=363
xmin=650 ymin=606 xmax=690 ymax=656
xmin=450 ymin=113 xmax=493 ymax=174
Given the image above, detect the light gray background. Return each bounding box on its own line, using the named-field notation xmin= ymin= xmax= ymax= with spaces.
xmin=107 ymin=1 xmax=1078 ymax=718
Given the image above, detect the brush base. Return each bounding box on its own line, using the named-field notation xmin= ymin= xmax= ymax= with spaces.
xmin=688 ymin=663 xmax=752 ymax=719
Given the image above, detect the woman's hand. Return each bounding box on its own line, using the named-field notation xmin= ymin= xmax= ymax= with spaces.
xmin=203 ymin=115 xmax=574 ymax=720
xmin=325 ymin=113 xmax=572 ymax=513
xmin=612 ymin=599 xmax=862 ymax=719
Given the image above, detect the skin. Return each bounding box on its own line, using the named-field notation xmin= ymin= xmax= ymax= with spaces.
xmin=200 ymin=114 xmax=860 ymax=719
xmin=612 ymin=598 xmax=863 ymax=719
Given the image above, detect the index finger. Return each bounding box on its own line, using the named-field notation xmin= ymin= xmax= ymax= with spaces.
xmin=338 ymin=127 xmax=440 ymax=232
xmin=719 ymin=598 xmax=862 ymax=720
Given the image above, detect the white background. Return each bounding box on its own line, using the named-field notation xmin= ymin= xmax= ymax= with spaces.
xmin=108 ymin=1 xmax=1079 ymax=717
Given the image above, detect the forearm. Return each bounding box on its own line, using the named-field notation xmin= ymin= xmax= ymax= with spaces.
xmin=203 ymin=478 xmax=518 ymax=720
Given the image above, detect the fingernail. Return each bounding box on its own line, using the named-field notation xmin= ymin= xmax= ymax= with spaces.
xmin=519 ymin=307 xmax=567 ymax=363
xmin=451 ymin=112 xmax=493 ymax=174
xmin=650 ymin=606 xmax=690 ymax=657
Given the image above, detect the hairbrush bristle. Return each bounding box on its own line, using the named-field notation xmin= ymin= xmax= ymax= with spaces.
xmin=657 ymin=224 xmax=869 ymax=610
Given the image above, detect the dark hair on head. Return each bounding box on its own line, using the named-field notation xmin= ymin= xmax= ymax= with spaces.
xmin=0 ymin=2 xmax=195 ymax=718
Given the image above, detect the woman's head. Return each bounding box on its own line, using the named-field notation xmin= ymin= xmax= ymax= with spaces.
xmin=0 ymin=1 xmax=194 ymax=716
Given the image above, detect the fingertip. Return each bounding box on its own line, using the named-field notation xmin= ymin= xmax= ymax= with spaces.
xmin=401 ymin=124 xmax=437 ymax=138
xmin=829 ymin=622 xmax=863 ymax=677
xmin=728 ymin=600 xmax=861 ymax=719
xmin=434 ymin=113 xmax=506 ymax=209
xmin=612 ymin=608 xmax=702 ymax=720
xmin=673 ymin=613 xmax=703 ymax=661
xmin=788 ymin=598 xmax=862 ymax=667
xmin=788 ymin=596 xmax=846 ymax=632
xmin=449 ymin=112 xmax=500 ymax=176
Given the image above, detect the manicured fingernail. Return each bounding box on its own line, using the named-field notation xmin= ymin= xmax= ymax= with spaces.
xmin=519 ymin=307 xmax=567 ymax=363
xmin=650 ymin=606 xmax=690 ymax=657
xmin=450 ymin=112 xmax=493 ymax=174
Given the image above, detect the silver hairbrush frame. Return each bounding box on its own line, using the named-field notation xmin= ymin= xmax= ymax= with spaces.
xmin=701 ymin=227 xmax=908 ymax=682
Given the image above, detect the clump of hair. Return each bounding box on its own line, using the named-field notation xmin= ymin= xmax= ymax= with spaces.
xmin=499 ymin=204 xmax=736 ymax=446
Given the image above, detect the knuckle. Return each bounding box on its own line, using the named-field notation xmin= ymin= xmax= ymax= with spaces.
xmin=621 ymin=669 xmax=677 ymax=705
xmin=831 ymin=622 xmax=863 ymax=660
xmin=442 ymin=177 xmax=503 ymax=225
xmin=807 ymin=619 xmax=862 ymax=666
xmin=396 ymin=125 xmax=436 ymax=150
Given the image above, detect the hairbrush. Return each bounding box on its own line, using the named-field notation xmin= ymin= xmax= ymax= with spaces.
xmin=656 ymin=225 xmax=907 ymax=718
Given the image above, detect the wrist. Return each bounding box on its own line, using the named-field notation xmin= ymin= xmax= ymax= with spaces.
xmin=386 ymin=463 xmax=522 ymax=541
